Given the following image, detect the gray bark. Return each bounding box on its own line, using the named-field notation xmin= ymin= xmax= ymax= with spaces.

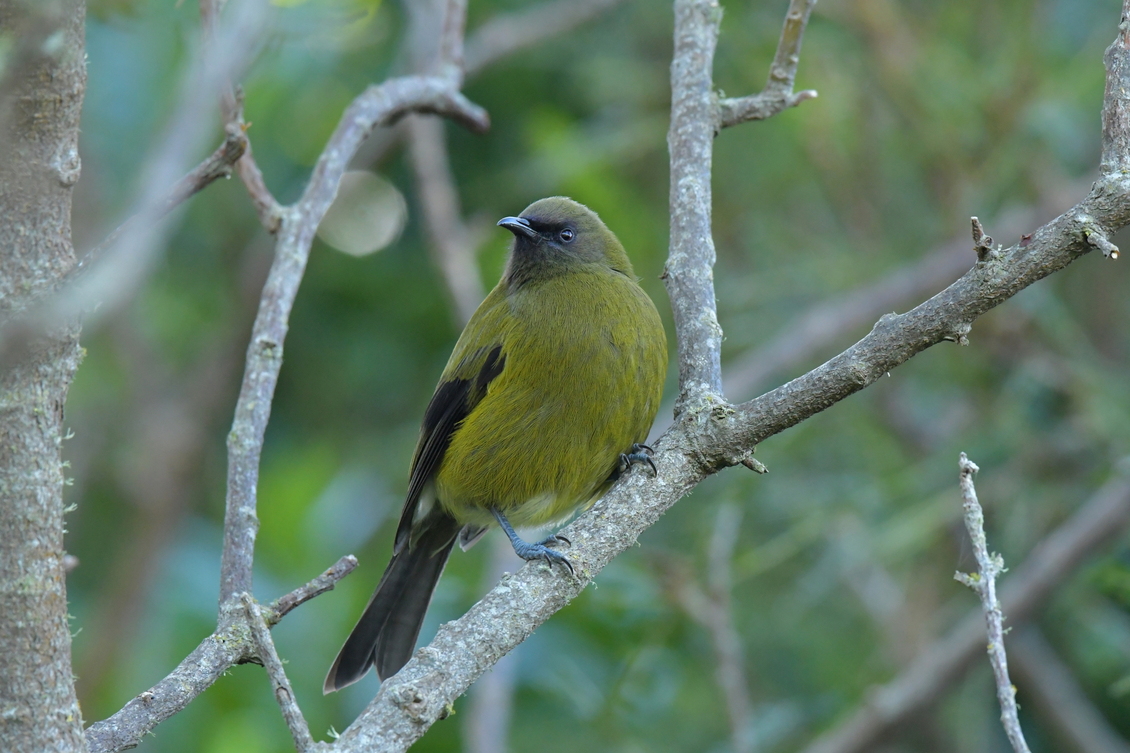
xmin=0 ymin=2 xmax=87 ymax=752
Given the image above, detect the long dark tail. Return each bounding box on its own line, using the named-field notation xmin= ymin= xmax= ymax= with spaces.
xmin=324 ymin=510 xmax=460 ymax=692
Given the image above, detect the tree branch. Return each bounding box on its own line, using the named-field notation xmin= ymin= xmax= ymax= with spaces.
xmin=718 ymin=0 xmax=818 ymax=129
xmin=200 ymin=0 xmax=283 ymax=232
xmin=218 ymin=73 xmax=487 ymax=603
xmin=266 ymin=555 xmax=359 ymax=626
xmin=665 ymin=0 xmax=726 ymax=412
xmin=953 ymin=454 xmax=1030 ymax=753
xmin=242 ymin=594 xmax=315 ymax=753
xmin=0 ymin=2 xmax=87 ymax=751
xmin=84 ymin=557 xmax=356 ymax=753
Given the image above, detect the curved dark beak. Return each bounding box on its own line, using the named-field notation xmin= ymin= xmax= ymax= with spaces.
xmin=497 ymin=216 xmax=538 ymax=239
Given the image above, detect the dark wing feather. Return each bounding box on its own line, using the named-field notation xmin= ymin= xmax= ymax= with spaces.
xmin=392 ymin=345 xmax=505 ymax=551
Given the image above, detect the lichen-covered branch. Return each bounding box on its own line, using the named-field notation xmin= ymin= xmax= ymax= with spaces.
xmin=665 ymin=0 xmax=726 ymax=412
xmin=801 ymin=471 xmax=1130 ymax=753
xmin=953 ymin=454 xmax=1030 ymax=753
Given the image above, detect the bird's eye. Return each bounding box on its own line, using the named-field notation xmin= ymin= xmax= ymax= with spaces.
xmin=558 ymin=228 xmax=575 ymax=243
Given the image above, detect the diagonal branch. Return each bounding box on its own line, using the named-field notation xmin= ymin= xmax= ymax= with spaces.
xmin=200 ymin=0 xmax=283 ymax=232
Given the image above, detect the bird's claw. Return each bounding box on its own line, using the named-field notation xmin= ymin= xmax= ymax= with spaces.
xmin=619 ymin=443 xmax=657 ymax=477
xmin=493 ymin=508 xmax=576 ymax=576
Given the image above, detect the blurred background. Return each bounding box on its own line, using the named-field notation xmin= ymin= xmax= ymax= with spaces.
xmin=66 ymin=0 xmax=1130 ymax=751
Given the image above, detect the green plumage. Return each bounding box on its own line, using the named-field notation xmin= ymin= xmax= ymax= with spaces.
xmin=325 ymin=197 xmax=667 ymax=692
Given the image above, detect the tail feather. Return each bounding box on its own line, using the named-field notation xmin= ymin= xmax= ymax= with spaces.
xmin=324 ymin=511 xmax=459 ymax=693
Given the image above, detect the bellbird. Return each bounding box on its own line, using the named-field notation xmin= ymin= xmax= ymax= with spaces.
xmin=324 ymin=196 xmax=667 ymax=692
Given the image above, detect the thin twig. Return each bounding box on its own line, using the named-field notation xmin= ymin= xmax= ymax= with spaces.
xmin=954 ymin=454 xmax=1030 ymax=753
xmin=799 ymin=471 xmax=1130 ymax=753
xmin=241 ymin=594 xmax=316 ymax=753
xmin=0 ymin=123 xmax=249 ymax=369
xmin=265 ymin=554 xmax=359 ymax=625
xmin=218 ymin=73 xmax=487 ymax=604
xmin=84 ymin=556 xmax=355 ymax=753
xmin=75 ymin=123 xmax=248 ymax=277
xmin=718 ymin=0 xmax=819 ymax=129
xmin=199 ymin=0 xmax=283 ymax=232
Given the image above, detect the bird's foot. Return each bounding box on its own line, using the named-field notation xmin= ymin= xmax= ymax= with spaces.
xmin=492 ymin=509 xmax=575 ymax=576
xmin=619 ymin=443 xmax=657 ymax=476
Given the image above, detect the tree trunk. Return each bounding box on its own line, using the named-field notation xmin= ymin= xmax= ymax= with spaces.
xmin=0 ymin=2 xmax=88 ymax=752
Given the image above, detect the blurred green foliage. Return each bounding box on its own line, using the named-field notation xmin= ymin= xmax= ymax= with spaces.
xmin=66 ymin=0 xmax=1130 ymax=751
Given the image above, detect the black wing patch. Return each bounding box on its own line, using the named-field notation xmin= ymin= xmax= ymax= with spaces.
xmin=393 ymin=345 xmax=506 ymax=552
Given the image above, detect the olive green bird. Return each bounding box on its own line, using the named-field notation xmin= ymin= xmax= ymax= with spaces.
xmin=324 ymin=196 xmax=667 ymax=692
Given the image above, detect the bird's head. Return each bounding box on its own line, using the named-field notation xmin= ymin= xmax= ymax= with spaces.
xmin=498 ymin=197 xmax=634 ymax=287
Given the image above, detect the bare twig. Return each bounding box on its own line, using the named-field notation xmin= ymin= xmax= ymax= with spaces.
xmin=718 ymin=0 xmax=819 ymax=129
xmin=84 ymin=556 xmax=355 ymax=753
xmin=199 ymin=0 xmax=282 ymax=231
xmin=85 ymin=600 xmax=253 ymax=753
xmin=266 ymin=554 xmax=359 ymax=625
xmin=1085 ymin=226 xmax=1121 ymax=259
xmin=800 ymin=471 xmax=1130 ymax=753
xmin=953 ymin=454 xmax=1030 ymax=753
xmin=971 ymin=216 xmax=996 ymax=262
xmin=218 ymin=84 xmax=486 ymax=600
xmin=74 ymin=123 xmax=248 ymax=277
xmin=241 ymin=594 xmax=315 ymax=753
xmin=218 ymin=65 xmax=488 ymax=605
